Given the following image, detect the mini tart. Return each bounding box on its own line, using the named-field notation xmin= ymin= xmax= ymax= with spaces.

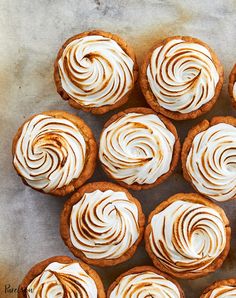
xmin=229 ymin=64 xmax=236 ymax=109
xmin=18 ymin=256 xmax=105 ymax=298
xmin=60 ymin=181 xmax=145 ymax=267
xmin=99 ymin=107 xmax=181 ymax=190
xmin=107 ymin=266 xmax=185 ymax=297
xmin=145 ymin=193 xmax=231 ymax=279
xmin=12 ymin=110 xmax=97 ymax=196
xmin=201 ymin=279 xmax=236 ymax=297
xmin=107 ymin=266 xmax=185 ymax=298
xmin=182 ymin=116 xmax=236 ymax=202
xmin=54 ymin=30 xmax=138 ymax=114
xmin=140 ymin=36 xmax=224 ymax=120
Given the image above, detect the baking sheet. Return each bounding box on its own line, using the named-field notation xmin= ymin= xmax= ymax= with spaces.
xmin=0 ymin=0 xmax=236 ymax=297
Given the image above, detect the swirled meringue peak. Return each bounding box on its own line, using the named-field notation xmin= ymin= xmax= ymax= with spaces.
xmin=99 ymin=113 xmax=176 ymax=185
xmin=186 ymin=123 xmax=236 ymax=201
xmin=27 ymin=261 xmax=97 ymax=298
xmin=13 ymin=114 xmax=86 ymax=193
xmin=147 ymin=38 xmax=220 ymax=114
xmin=58 ymin=35 xmax=134 ymax=107
xmin=70 ymin=189 xmax=139 ymax=259
xmin=233 ymin=82 xmax=236 ymax=101
xmin=149 ymin=199 xmax=227 ymax=274
xmin=203 ymin=285 xmax=236 ymax=298
xmin=110 ymin=271 xmax=181 ymax=298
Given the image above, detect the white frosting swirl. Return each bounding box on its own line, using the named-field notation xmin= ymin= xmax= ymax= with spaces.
xmin=109 ymin=271 xmax=181 ymax=298
xmin=27 ymin=261 xmax=97 ymax=298
xmin=147 ymin=38 xmax=219 ymax=113
xmin=203 ymin=286 xmax=236 ymax=298
xmin=13 ymin=114 xmax=86 ymax=192
xmin=99 ymin=113 xmax=175 ymax=185
xmin=149 ymin=200 xmax=227 ymax=273
xmin=186 ymin=123 xmax=236 ymax=201
xmin=70 ymin=189 xmax=139 ymax=259
xmin=58 ymin=35 xmax=134 ymax=107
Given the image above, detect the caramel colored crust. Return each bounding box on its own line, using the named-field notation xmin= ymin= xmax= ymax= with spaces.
xmin=17 ymin=255 xmax=106 ymax=298
xmin=54 ymin=30 xmax=139 ymax=114
xmin=229 ymin=64 xmax=236 ymax=109
xmin=107 ymin=265 xmax=185 ymax=297
xmin=99 ymin=107 xmax=181 ymax=190
xmin=60 ymin=181 xmax=145 ymax=266
xmin=145 ymin=193 xmax=231 ymax=279
xmin=201 ymin=278 xmax=236 ymax=298
xmin=140 ymin=36 xmax=224 ymax=120
xmin=12 ymin=110 xmax=97 ymax=196
xmin=181 ymin=116 xmax=236 ymax=201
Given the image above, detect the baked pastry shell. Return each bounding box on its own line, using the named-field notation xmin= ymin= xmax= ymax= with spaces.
xmin=18 ymin=255 xmax=106 ymax=298
xmin=181 ymin=116 xmax=236 ymax=201
xmin=60 ymin=181 xmax=145 ymax=266
xmin=12 ymin=110 xmax=97 ymax=196
xmin=139 ymin=35 xmax=224 ymax=120
xmin=54 ymin=30 xmax=139 ymax=114
xmin=107 ymin=265 xmax=185 ymax=297
xmin=145 ymin=193 xmax=231 ymax=279
xmin=99 ymin=107 xmax=181 ymax=190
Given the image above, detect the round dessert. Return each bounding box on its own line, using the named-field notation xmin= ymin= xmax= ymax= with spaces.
xmin=107 ymin=266 xmax=185 ymax=298
xmin=145 ymin=193 xmax=231 ymax=279
xmin=201 ymin=279 xmax=236 ymax=298
xmin=60 ymin=182 xmax=145 ymax=266
xmin=99 ymin=107 xmax=181 ymax=190
xmin=18 ymin=256 xmax=105 ymax=298
xmin=12 ymin=111 xmax=97 ymax=196
xmin=54 ymin=30 xmax=138 ymax=114
xmin=140 ymin=36 xmax=224 ymax=120
xmin=229 ymin=64 xmax=236 ymax=109
xmin=182 ymin=116 xmax=236 ymax=202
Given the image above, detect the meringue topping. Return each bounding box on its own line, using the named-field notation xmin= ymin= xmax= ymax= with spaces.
xmin=58 ymin=35 xmax=134 ymax=107
xmin=149 ymin=200 xmax=227 ymax=273
xmin=99 ymin=113 xmax=175 ymax=185
xmin=186 ymin=123 xmax=236 ymax=201
xmin=13 ymin=114 xmax=86 ymax=192
xmin=110 ymin=271 xmax=181 ymax=298
xmin=147 ymin=38 xmax=219 ymax=114
xmin=27 ymin=262 xmax=97 ymax=298
xmin=203 ymin=285 xmax=236 ymax=298
xmin=70 ymin=189 xmax=139 ymax=259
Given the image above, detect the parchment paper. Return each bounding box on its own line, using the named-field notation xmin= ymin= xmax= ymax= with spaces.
xmin=0 ymin=0 xmax=236 ymax=297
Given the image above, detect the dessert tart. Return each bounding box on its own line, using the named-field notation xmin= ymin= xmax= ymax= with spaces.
xmin=12 ymin=111 xmax=97 ymax=196
xmin=60 ymin=182 xmax=145 ymax=266
xmin=229 ymin=64 xmax=236 ymax=109
xmin=54 ymin=30 xmax=138 ymax=114
xmin=18 ymin=256 xmax=105 ymax=298
xmin=145 ymin=193 xmax=231 ymax=279
xmin=140 ymin=36 xmax=223 ymax=120
xmin=107 ymin=266 xmax=185 ymax=297
xmin=99 ymin=107 xmax=180 ymax=190
xmin=201 ymin=279 xmax=236 ymax=297
xmin=182 ymin=116 xmax=236 ymax=202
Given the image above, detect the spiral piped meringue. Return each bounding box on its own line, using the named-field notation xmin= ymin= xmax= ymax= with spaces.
xmin=147 ymin=38 xmax=219 ymax=114
xmin=27 ymin=262 xmax=97 ymax=298
xmin=110 ymin=271 xmax=181 ymax=298
xmin=13 ymin=114 xmax=86 ymax=193
xmin=70 ymin=189 xmax=139 ymax=259
xmin=149 ymin=200 xmax=227 ymax=273
xmin=99 ymin=113 xmax=176 ymax=185
xmin=203 ymin=286 xmax=236 ymax=298
xmin=186 ymin=123 xmax=236 ymax=201
xmin=58 ymin=35 xmax=134 ymax=107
